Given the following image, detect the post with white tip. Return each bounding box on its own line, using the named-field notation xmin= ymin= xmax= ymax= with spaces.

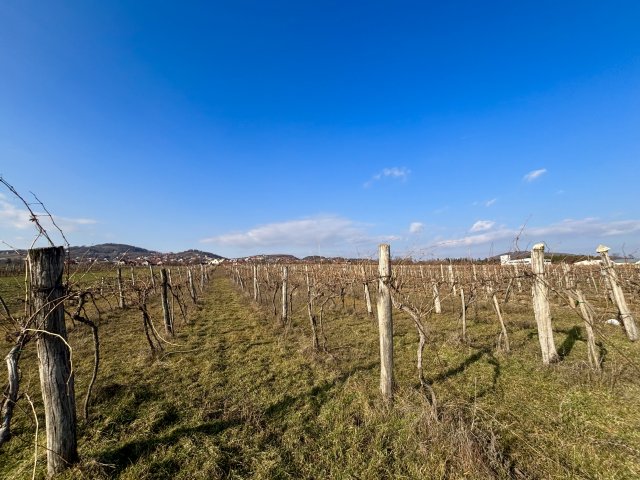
xmin=531 ymin=243 xmax=559 ymax=364
xmin=597 ymin=245 xmax=638 ymax=341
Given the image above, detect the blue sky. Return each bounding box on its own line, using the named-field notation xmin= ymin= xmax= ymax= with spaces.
xmin=1 ymin=1 xmax=639 ymax=259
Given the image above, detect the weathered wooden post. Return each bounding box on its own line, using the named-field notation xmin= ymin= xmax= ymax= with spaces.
xmin=360 ymin=265 xmax=373 ymax=316
xmin=305 ymin=265 xmax=319 ymax=350
xmin=253 ymin=264 xmax=259 ymax=302
xmin=448 ymin=263 xmax=457 ymax=295
xmin=130 ymin=266 xmax=136 ymax=288
xmin=460 ymin=287 xmax=467 ymax=342
xmin=187 ymin=268 xmax=197 ymax=304
xmin=575 ymin=290 xmax=601 ymax=370
xmin=117 ymin=266 xmax=125 ymax=308
xmin=432 ymin=282 xmax=442 ymax=314
xmin=531 ymin=243 xmax=559 ymax=364
xmin=281 ymin=266 xmax=288 ymax=326
xmin=149 ymin=265 xmax=156 ymax=293
xmin=28 ymin=247 xmax=78 ymax=476
xmin=160 ymin=268 xmax=173 ymax=336
xmin=492 ymin=293 xmax=510 ymax=352
xmin=377 ymin=244 xmax=393 ymax=403
xmin=597 ymin=245 xmax=638 ymax=341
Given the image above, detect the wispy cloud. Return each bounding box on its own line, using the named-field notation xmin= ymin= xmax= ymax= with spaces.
xmin=485 ymin=198 xmax=497 ymax=207
xmin=470 ymin=220 xmax=495 ymax=233
xmin=409 ymin=222 xmax=424 ymax=234
xmin=201 ymin=215 xmax=394 ymax=251
xmin=523 ymin=168 xmax=547 ymax=182
xmin=0 ymin=194 xmax=97 ymax=234
xmin=364 ymin=167 xmax=410 ymax=187
xmin=434 ymin=218 xmax=640 ymax=250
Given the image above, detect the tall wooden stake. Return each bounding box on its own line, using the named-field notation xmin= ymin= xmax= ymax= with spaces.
xmin=29 ymin=246 xmax=78 ymax=476
xmin=531 ymin=243 xmax=558 ymax=364
xmin=377 ymin=244 xmax=393 ymax=403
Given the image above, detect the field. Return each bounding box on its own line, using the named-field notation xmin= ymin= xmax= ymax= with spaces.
xmin=1 ymin=261 xmax=640 ymax=479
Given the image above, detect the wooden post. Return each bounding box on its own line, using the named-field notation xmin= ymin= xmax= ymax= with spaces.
xmin=28 ymin=247 xmax=78 ymax=476
xmin=200 ymin=264 xmax=205 ymax=291
xmin=281 ymin=266 xmax=288 ymax=326
xmin=448 ymin=263 xmax=457 ymax=295
xmin=305 ymin=266 xmax=319 ymax=349
xmin=149 ymin=265 xmax=156 ymax=293
xmin=460 ymin=287 xmax=467 ymax=342
xmin=575 ymin=290 xmax=601 ymax=370
xmin=531 ymin=244 xmax=559 ymax=364
xmin=117 ymin=266 xmax=125 ymax=308
xmin=492 ymin=293 xmax=510 ymax=353
xmin=432 ymin=282 xmax=442 ymax=314
xmin=361 ymin=265 xmax=373 ymax=316
xmin=188 ymin=268 xmax=197 ymax=304
xmin=253 ymin=264 xmax=259 ymax=302
xmin=377 ymin=244 xmax=393 ymax=403
xmin=160 ymin=268 xmax=173 ymax=336
xmin=130 ymin=266 xmax=136 ymax=288
xmin=597 ymin=245 xmax=638 ymax=341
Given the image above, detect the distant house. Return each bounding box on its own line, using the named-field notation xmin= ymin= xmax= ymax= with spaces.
xmin=574 ymin=259 xmax=602 ymax=266
xmin=500 ymin=254 xmax=550 ymax=266
xmin=500 ymin=254 xmax=531 ymax=266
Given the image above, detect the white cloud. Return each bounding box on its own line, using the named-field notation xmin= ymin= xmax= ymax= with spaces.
xmin=364 ymin=167 xmax=410 ymax=187
xmin=434 ymin=218 xmax=640 ymax=250
xmin=409 ymin=222 xmax=424 ymax=234
xmin=523 ymin=168 xmax=547 ymax=182
xmin=0 ymin=196 xmax=31 ymax=229
xmin=201 ymin=215 xmax=390 ymax=250
xmin=485 ymin=198 xmax=497 ymax=207
xmin=0 ymin=194 xmax=97 ymax=234
xmin=470 ymin=220 xmax=495 ymax=233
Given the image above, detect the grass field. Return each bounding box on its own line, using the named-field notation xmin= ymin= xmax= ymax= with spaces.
xmin=1 ymin=270 xmax=640 ymax=479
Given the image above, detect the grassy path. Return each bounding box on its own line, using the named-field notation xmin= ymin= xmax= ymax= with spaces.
xmin=67 ymin=275 xmax=397 ymax=479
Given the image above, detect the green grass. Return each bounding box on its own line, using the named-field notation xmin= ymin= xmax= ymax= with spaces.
xmin=1 ymin=272 xmax=640 ymax=479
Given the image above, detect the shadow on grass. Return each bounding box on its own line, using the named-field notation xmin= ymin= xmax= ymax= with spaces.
xmin=98 ymin=418 xmax=242 ymax=476
xmin=427 ymin=347 xmax=502 ymax=400
xmin=264 ymin=362 xmax=377 ymax=419
xmin=558 ymin=326 xmax=582 ymax=359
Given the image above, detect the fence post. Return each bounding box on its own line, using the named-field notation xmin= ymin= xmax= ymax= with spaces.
xmin=597 ymin=245 xmax=638 ymax=341
xmin=161 ymin=268 xmax=174 ymax=336
xmin=28 ymin=246 xmax=78 ymax=476
xmin=531 ymin=243 xmax=559 ymax=364
xmin=281 ymin=266 xmax=288 ymax=326
xmin=377 ymin=244 xmax=393 ymax=403
xmin=117 ymin=266 xmax=125 ymax=308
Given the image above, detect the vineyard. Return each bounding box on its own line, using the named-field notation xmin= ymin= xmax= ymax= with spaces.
xmin=1 ymin=244 xmax=640 ymax=479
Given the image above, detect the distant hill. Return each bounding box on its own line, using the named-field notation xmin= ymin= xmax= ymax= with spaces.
xmin=0 ymin=243 xmax=225 ymax=265
xmin=70 ymin=243 xmax=156 ymax=261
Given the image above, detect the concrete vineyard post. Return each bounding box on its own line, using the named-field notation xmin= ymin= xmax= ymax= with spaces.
xmin=377 ymin=244 xmax=393 ymax=403
xmin=531 ymin=244 xmax=559 ymax=364
xmin=28 ymin=246 xmax=78 ymax=476
xmin=597 ymin=245 xmax=638 ymax=341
